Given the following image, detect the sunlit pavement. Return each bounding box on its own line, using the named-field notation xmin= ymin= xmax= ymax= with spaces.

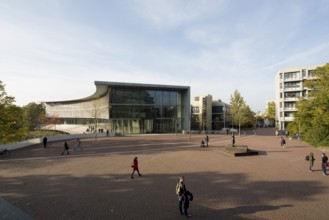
xmin=1 ymin=128 xmax=328 ymax=220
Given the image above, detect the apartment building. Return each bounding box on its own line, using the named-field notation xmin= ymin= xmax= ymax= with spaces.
xmin=191 ymin=94 xmax=230 ymax=131
xmin=275 ymin=64 xmax=322 ymax=130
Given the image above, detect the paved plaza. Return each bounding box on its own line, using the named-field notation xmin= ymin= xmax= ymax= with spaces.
xmin=0 ymin=128 xmax=328 ymax=220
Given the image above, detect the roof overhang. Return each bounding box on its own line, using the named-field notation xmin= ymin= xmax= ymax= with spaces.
xmin=44 ymin=81 xmax=190 ymax=104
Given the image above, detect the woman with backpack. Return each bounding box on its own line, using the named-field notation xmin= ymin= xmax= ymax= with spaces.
xmin=176 ymin=176 xmax=192 ymax=217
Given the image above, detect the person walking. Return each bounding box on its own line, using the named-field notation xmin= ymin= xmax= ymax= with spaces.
xmin=131 ymin=157 xmax=141 ymax=179
xmin=176 ymin=176 xmax=191 ymax=217
xmin=205 ymin=135 xmax=209 ymax=147
xmin=308 ymin=152 xmax=315 ymax=172
xmin=61 ymin=141 xmax=70 ymax=155
xmin=321 ymin=153 xmax=328 ymax=176
xmin=43 ymin=136 xmax=48 ymax=148
xmin=74 ymin=138 xmax=82 ymax=151
xmin=280 ymin=136 xmax=286 ymax=148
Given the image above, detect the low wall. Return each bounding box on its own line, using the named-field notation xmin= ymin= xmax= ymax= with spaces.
xmin=0 ymin=133 xmax=113 ymax=151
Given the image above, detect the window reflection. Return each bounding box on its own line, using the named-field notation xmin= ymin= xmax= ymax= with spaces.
xmin=109 ymin=88 xmax=183 ymax=133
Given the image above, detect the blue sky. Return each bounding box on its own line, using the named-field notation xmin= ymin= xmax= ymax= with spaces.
xmin=1 ymin=0 xmax=328 ymax=112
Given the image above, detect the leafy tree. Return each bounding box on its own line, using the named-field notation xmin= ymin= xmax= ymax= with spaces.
xmin=240 ymin=104 xmax=256 ymax=128
xmin=0 ymin=81 xmax=26 ymax=144
xmin=229 ymin=90 xmax=256 ymax=134
xmin=294 ymin=63 xmax=329 ymax=147
xmin=230 ymin=90 xmax=245 ymax=135
xmin=191 ymin=114 xmax=200 ymax=130
xmin=255 ymin=113 xmax=264 ymax=127
xmin=265 ymin=101 xmax=276 ymax=120
xmin=214 ymin=116 xmax=220 ymax=130
xmin=286 ymin=120 xmax=299 ymax=135
xmin=22 ymin=102 xmax=46 ymax=131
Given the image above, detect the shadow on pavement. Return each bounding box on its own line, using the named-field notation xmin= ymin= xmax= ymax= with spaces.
xmin=0 ymin=171 xmax=325 ymax=220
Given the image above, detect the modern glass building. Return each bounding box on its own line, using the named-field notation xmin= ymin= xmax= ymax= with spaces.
xmin=45 ymin=81 xmax=190 ymax=134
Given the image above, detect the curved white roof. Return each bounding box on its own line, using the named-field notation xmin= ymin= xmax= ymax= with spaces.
xmin=45 ymin=81 xmax=190 ymax=104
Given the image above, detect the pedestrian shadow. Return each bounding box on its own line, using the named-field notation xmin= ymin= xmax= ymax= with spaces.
xmin=311 ymin=169 xmax=323 ymax=172
xmin=264 ymin=150 xmax=290 ymax=153
xmin=285 ymin=145 xmax=309 ymax=149
xmin=216 ymin=204 xmax=293 ymax=219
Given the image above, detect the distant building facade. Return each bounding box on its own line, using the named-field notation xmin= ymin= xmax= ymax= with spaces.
xmin=45 ymin=81 xmax=190 ymax=134
xmin=191 ymin=94 xmax=230 ymax=131
xmin=275 ymin=64 xmax=322 ymax=130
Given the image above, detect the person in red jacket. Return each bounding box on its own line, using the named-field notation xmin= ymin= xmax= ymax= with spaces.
xmin=131 ymin=157 xmax=142 ymax=179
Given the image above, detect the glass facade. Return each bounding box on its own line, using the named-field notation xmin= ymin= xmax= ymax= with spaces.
xmin=109 ymin=87 xmax=183 ymax=134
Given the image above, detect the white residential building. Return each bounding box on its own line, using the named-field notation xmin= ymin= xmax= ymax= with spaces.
xmin=191 ymin=94 xmax=213 ymax=131
xmin=275 ymin=64 xmax=322 ymax=130
xmin=191 ymin=94 xmax=230 ymax=131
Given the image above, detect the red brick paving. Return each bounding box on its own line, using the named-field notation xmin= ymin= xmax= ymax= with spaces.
xmin=0 ymin=128 xmax=328 ymax=220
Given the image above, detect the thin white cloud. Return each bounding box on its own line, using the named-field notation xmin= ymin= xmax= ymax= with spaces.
xmin=263 ymin=42 xmax=329 ymax=71
xmin=132 ymin=0 xmax=228 ymax=29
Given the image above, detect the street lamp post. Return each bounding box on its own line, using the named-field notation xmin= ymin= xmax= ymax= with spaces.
xmin=175 ymin=118 xmax=178 ymax=136
xmin=238 ymin=107 xmax=241 ymax=136
xmin=223 ymin=105 xmax=226 ymax=129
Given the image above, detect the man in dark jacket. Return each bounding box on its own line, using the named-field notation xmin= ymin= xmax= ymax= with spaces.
xmin=61 ymin=141 xmax=69 ymax=155
xmin=43 ymin=137 xmax=48 ymax=148
xmin=321 ymin=153 xmax=328 ymax=175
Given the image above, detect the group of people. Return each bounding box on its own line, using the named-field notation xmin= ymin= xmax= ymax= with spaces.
xmin=200 ymin=135 xmax=209 ymax=147
xmin=60 ymin=138 xmax=83 ymax=155
xmin=307 ymin=152 xmax=328 ymax=175
xmin=43 ymin=136 xmax=82 ymax=155
xmin=40 ymin=133 xmax=328 ymax=218
xmin=279 ymin=136 xmax=328 ymax=175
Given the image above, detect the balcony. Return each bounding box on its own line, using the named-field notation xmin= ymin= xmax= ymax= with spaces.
xmin=284 ymin=97 xmax=299 ymax=101
xmin=283 ymin=78 xmax=301 ymax=82
xmin=284 ymin=107 xmax=297 ymax=111
xmin=283 ymin=87 xmax=302 ymax=91
xmin=283 ymin=116 xmax=294 ymax=121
